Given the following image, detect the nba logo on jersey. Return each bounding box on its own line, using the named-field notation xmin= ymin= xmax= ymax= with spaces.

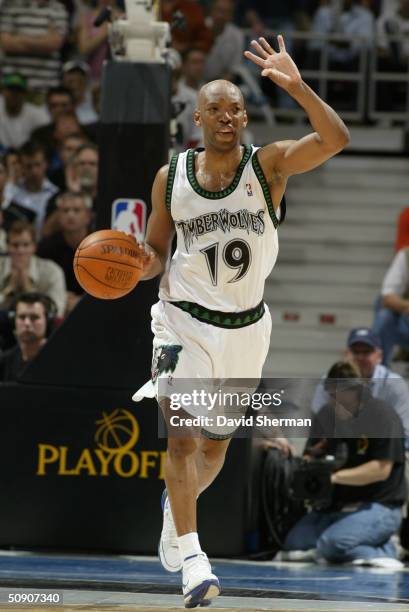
xmin=111 ymin=199 xmax=147 ymax=240
xmin=246 ymin=183 xmax=253 ymax=196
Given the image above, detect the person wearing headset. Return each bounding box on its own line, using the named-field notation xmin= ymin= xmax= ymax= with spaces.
xmin=0 ymin=291 xmax=56 ymax=382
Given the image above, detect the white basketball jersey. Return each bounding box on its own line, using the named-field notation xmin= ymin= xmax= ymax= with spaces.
xmin=159 ymin=145 xmax=281 ymax=312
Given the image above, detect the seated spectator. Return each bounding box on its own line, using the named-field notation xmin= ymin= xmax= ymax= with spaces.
xmin=46 ymin=112 xmax=86 ymax=176
xmin=312 ymin=327 xmax=409 ymax=450
xmin=172 ymin=49 xmax=205 ymax=151
xmin=77 ymin=0 xmax=122 ymax=82
xmin=38 ymin=191 xmax=92 ymax=313
xmin=5 ymin=141 xmax=58 ymax=237
xmin=62 ymin=61 xmax=98 ymax=125
xmin=0 ymin=291 xmax=57 ymax=382
xmin=308 ymin=0 xmax=375 ymax=67
xmin=377 ymin=0 xmax=409 ymax=68
xmin=161 ymin=0 xmax=212 ymax=53
xmin=0 ymin=0 xmax=68 ymax=95
xmin=0 ymin=74 xmax=48 ymax=149
xmin=48 ymin=133 xmax=87 ymax=191
xmin=0 ymin=221 xmax=66 ymax=316
xmin=284 ymin=361 xmax=406 ymax=568
xmin=31 ymin=86 xmax=75 ymax=161
xmin=43 ymin=142 xmax=98 ymax=236
xmin=373 ymin=248 xmax=409 ymax=365
xmin=395 ymin=206 xmax=409 ymax=251
xmin=204 ymin=0 xmax=244 ymax=81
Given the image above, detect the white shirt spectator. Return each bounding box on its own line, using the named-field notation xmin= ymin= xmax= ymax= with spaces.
xmin=204 ymin=22 xmax=244 ymax=81
xmin=0 ymin=254 xmax=66 ymax=315
xmin=6 ymin=178 xmax=59 ymax=238
xmin=381 ymin=248 xmax=409 ymax=296
xmin=172 ymin=80 xmax=203 ymax=151
xmin=377 ymin=9 xmax=409 ymax=61
xmin=0 ymin=96 xmax=49 ymax=149
xmin=309 ymin=4 xmax=375 ymax=62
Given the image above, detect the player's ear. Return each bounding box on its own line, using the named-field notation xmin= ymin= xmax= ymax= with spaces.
xmin=243 ymin=109 xmax=248 ymax=129
xmin=194 ymin=109 xmax=201 ymax=127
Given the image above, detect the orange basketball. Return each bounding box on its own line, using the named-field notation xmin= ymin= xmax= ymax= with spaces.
xmin=73 ymin=230 xmax=143 ymax=299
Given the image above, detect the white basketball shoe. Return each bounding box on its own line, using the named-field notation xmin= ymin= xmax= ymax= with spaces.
xmin=182 ymin=552 xmax=220 ymax=608
xmin=159 ymin=489 xmax=182 ymax=572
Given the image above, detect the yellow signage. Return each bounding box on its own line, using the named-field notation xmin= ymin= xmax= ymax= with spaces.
xmin=37 ymin=409 xmax=166 ymax=479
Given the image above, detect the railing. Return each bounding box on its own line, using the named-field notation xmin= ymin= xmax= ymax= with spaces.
xmin=242 ymin=29 xmax=409 ymax=124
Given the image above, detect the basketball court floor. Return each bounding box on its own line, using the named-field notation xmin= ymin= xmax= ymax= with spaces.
xmin=0 ymin=550 xmax=408 ymax=611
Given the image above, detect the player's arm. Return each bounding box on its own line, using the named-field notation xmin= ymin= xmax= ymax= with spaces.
xmin=244 ymin=36 xmax=350 ymax=178
xmin=139 ymin=164 xmax=175 ymax=281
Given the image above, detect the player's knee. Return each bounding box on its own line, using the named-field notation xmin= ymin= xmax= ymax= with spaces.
xmin=200 ymin=439 xmax=229 ymax=467
xmin=167 ymin=438 xmax=198 ymax=461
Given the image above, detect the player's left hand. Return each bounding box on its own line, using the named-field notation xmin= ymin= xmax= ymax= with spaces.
xmin=244 ymin=35 xmax=302 ymax=93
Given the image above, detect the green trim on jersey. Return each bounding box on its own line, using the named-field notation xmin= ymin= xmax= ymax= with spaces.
xmin=252 ymin=152 xmax=279 ymax=228
xmin=171 ymin=299 xmax=265 ymax=329
xmin=166 ymin=153 xmax=179 ymax=211
xmin=186 ymin=144 xmax=252 ymax=200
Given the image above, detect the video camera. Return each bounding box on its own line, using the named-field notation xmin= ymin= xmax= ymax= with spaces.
xmin=291 ymin=441 xmax=348 ymax=505
xmin=95 ymin=0 xmax=170 ymax=63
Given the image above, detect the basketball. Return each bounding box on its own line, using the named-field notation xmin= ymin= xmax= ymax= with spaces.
xmin=73 ymin=230 xmax=144 ymax=299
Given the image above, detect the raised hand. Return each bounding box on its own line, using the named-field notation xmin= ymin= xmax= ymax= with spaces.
xmin=244 ymin=35 xmax=302 ymax=92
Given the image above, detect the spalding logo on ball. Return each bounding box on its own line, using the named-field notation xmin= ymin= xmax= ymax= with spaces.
xmin=73 ymin=229 xmax=143 ymax=299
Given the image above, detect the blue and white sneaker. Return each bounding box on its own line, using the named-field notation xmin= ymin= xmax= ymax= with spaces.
xmin=159 ymin=489 xmax=182 ymax=572
xmin=182 ymin=553 xmax=220 ymax=608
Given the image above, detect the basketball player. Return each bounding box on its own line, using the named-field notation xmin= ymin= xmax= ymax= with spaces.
xmin=133 ymin=36 xmax=350 ymax=608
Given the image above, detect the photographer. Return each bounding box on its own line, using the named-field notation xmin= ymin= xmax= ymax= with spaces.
xmin=283 ymin=362 xmax=406 ymax=568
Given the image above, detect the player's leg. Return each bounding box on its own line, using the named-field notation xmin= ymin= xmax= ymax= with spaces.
xmin=196 ymin=436 xmax=231 ymax=495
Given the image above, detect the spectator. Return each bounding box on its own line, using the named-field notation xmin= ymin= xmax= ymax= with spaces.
xmin=5 ymin=141 xmax=58 ymax=237
xmin=0 ymin=221 xmax=66 ymax=315
xmin=284 ymin=361 xmax=406 ymax=568
xmin=172 ymin=49 xmax=205 ymax=150
xmin=312 ymin=327 xmax=409 ymax=450
xmin=377 ymin=0 xmax=409 ymax=67
xmin=0 ymin=74 xmax=49 ymax=149
xmin=31 ymin=86 xmax=75 ymax=160
xmin=47 ymin=112 xmax=86 ymax=176
xmin=308 ymin=0 xmax=375 ymax=66
xmin=77 ymin=0 xmax=122 ymax=82
xmin=373 ymin=247 xmax=409 ymax=365
xmin=161 ymin=0 xmax=212 ymax=53
xmin=62 ymin=61 xmax=98 ymax=125
xmin=395 ymin=206 xmax=409 ymax=252
xmin=48 ymin=133 xmax=87 ymax=191
xmin=43 ymin=143 xmax=98 ymax=235
xmin=0 ymin=0 xmax=68 ymax=94
xmin=38 ymin=191 xmax=92 ymax=313
xmin=204 ymin=0 xmax=245 ymax=81
xmin=0 ymin=291 xmax=56 ymax=382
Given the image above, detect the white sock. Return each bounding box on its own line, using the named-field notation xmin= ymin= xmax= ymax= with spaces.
xmin=178 ymin=532 xmax=202 ymax=562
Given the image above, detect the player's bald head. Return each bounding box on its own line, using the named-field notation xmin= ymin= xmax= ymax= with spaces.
xmin=198 ymin=80 xmax=244 ymax=110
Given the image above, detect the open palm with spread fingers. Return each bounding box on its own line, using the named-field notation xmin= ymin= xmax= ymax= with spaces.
xmin=244 ymin=35 xmax=302 ymax=93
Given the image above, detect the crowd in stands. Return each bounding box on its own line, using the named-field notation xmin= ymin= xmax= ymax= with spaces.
xmin=1 ymin=0 xmax=409 ymax=568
